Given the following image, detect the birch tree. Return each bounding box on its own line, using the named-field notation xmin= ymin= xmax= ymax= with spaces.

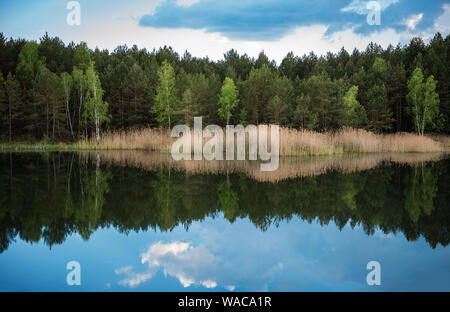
xmin=218 ymin=77 xmax=239 ymax=125
xmin=406 ymin=68 xmax=440 ymax=135
xmin=154 ymin=61 xmax=177 ymax=128
xmin=60 ymin=72 xmax=74 ymax=140
xmin=84 ymin=64 xmax=108 ymax=144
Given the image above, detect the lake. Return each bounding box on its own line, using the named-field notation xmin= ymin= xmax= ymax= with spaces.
xmin=0 ymin=151 xmax=449 ymax=291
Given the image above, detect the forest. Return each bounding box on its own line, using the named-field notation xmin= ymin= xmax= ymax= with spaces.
xmin=0 ymin=31 xmax=449 ymax=143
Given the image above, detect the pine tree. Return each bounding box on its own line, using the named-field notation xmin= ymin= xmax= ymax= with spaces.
xmin=293 ymin=94 xmax=318 ymax=130
xmin=366 ymin=85 xmax=394 ymax=133
xmin=5 ymin=73 xmax=21 ymax=141
xmin=0 ymin=73 xmax=7 ymax=138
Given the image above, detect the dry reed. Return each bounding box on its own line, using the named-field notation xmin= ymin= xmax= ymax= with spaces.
xmin=76 ymin=126 xmax=445 ymax=155
xmin=81 ymin=150 xmax=446 ymax=183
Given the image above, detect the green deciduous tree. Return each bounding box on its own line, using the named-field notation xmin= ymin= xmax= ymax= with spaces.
xmin=342 ymin=85 xmax=367 ymax=128
xmin=60 ymin=72 xmax=74 ymax=140
xmin=84 ymin=64 xmax=109 ymax=144
xmin=153 ymin=61 xmax=177 ymax=128
xmin=406 ymin=67 xmax=440 ymax=135
xmin=218 ymin=77 xmax=239 ymax=125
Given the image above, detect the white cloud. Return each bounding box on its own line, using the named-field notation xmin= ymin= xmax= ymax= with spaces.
xmin=341 ymin=0 xmax=399 ymax=14
xmin=201 ymin=280 xmax=217 ymax=288
xmin=176 ymin=0 xmax=200 ymax=7
xmin=225 ymin=285 xmax=236 ymax=291
xmin=115 ymin=265 xmax=156 ymax=288
xmin=116 ymin=241 xmax=219 ymax=289
xmin=61 ymin=16 xmax=406 ymax=65
xmin=119 ymin=0 xmax=166 ymax=20
xmin=401 ymin=13 xmax=424 ymax=30
xmin=141 ymin=240 xmax=190 ymax=266
xmin=434 ymin=4 xmax=450 ymax=34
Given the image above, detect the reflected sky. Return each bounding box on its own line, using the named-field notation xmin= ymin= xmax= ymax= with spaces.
xmin=1 ymin=212 xmax=449 ymax=291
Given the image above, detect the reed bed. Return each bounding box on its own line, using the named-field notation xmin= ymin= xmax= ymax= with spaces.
xmin=81 ymin=150 xmax=446 ymax=183
xmin=332 ymin=128 xmax=442 ymax=153
xmin=75 ymin=126 xmax=445 ymax=155
xmin=428 ymin=134 xmax=450 ymax=147
xmin=75 ymin=128 xmax=173 ymax=151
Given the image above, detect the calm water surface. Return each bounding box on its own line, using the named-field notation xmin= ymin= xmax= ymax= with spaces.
xmin=0 ymin=151 xmax=449 ymax=291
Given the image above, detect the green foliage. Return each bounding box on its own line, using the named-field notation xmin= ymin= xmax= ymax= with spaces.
xmin=298 ymin=74 xmax=337 ymax=130
xmin=0 ymin=73 xmax=6 ymax=136
xmin=218 ymin=179 xmax=239 ymax=222
xmin=293 ymin=94 xmax=318 ymax=130
xmin=16 ymin=41 xmax=45 ymax=87
xmin=218 ymin=77 xmax=239 ymax=125
xmin=366 ymin=84 xmax=394 ymax=133
xmin=5 ymin=73 xmax=21 ymax=141
xmin=180 ymin=88 xmax=194 ymax=126
xmin=342 ymin=85 xmax=367 ymax=128
xmin=406 ymin=67 xmax=440 ymax=135
xmin=404 ymin=165 xmax=438 ymax=223
xmin=73 ymin=43 xmax=92 ymax=72
xmin=84 ymin=64 xmax=109 ymax=141
xmin=153 ymin=61 xmax=178 ymax=128
xmin=34 ymin=66 xmax=64 ymax=140
xmin=41 ymin=133 xmax=50 ymax=144
xmin=244 ymin=64 xmax=275 ymax=124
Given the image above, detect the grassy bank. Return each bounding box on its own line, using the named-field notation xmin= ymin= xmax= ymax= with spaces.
xmin=0 ymin=142 xmax=79 ymax=151
xmin=1 ymin=127 xmax=446 ymax=155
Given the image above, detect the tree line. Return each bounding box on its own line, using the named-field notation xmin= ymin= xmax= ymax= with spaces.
xmin=0 ymin=32 xmax=449 ymax=142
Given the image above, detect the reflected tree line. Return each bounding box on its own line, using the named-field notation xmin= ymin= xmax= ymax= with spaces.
xmin=0 ymin=152 xmax=449 ymax=252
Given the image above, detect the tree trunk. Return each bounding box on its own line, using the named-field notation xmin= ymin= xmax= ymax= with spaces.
xmin=95 ymin=107 xmax=100 ymax=145
xmin=78 ymin=84 xmax=83 ymax=135
xmin=52 ymin=95 xmax=56 ymax=141
xmin=166 ymin=81 xmax=171 ymax=128
xmin=64 ymin=79 xmax=75 ymax=140
xmin=66 ymin=97 xmax=75 ymax=140
xmin=93 ymin=82 xmax=100 ymax=145
xmin=8 ymin=96 xmax=12 ymax=142
xmin=46 ymin=80 xmax=49 ymax=138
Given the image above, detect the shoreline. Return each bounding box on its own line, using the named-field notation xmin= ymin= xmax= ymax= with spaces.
xmin=1 ymin=127 xmax=449 ymax=155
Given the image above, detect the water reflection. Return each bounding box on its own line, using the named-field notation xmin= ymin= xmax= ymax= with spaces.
xmin=0 ymin=151 xmax=448 ymax=254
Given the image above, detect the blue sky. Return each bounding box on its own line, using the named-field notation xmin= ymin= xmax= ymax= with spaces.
xmin=0 ymin=0 xmax=449 ymax=62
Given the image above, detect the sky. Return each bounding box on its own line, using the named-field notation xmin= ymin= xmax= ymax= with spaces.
xmin=0 ymin=0 xmax=449 ymax=63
